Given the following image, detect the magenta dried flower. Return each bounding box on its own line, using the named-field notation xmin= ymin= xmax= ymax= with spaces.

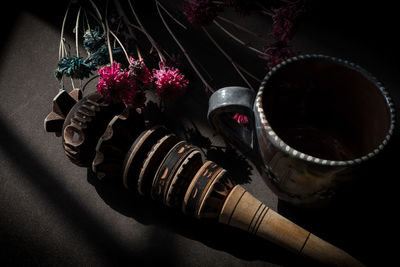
xmin=271 ymin=0 xmax=305 ymax=42
xmin=128 ymin=57 xmax=152 ymax=85
xmin=96 ymin=62 xmax=145 ymax=107
xmin=233 ymin=113 xmax=249 ymax=127
xmin=183 ymin=0 xmax=219 ymax=27
xmin=262 ymin=42 xmax=297 ymax=70
xmin=152 ymin=61 xmax=189 ymax=101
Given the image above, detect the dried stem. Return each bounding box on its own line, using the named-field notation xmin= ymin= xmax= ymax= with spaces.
xmin=136 ymin=45 xmax=142 ymax=60
xmin=59 ymin=2 xmax=71 ymax=59
xmin=202 ymin=27 xmax=254 ymax=90
xmin=236 ymin=64 xmax=262 ymax=83
xmin=88 ymin=0 xmax=109 ymax=62
xmin=128 ymin=0 xmax=165 ymax=62
xmin=75 ymin=7 xmax=82 ymax=57
xmin=109 ymin=30 xmax=130 ymax=62
xmin=113 ymin=0 xmax=138 ymax=42
xmin=255 ymin=1 xmax=274 ymax=16
xmin=156 ymin=0 xmax=215 ymax=92
xmin=213 ymin=20 xmax=267 ymax=56
xmin=105 ymin=0 xmax=113 ymax=63
xmin=216 ymin=16 xmax=269 ymax=42
xmin=157 ymin=2 xmax=187 ymax=30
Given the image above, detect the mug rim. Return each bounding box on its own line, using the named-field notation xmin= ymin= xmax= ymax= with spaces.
xmin=255 ymin=54 xmax=396 ymax=166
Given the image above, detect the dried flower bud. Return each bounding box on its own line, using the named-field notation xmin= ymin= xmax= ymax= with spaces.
xmin=96 ymin=62 xmax=145 ymax=107
xmin=152 ymin=61 xmax=189 ymax=101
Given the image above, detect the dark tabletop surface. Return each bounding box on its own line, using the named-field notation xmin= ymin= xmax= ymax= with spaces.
xmin=1 ymin=1 xmax=399 ymax=266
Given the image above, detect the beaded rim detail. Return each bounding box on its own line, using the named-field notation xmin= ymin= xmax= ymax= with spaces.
xmin=255 ymin=54 xmax=396 ymax=166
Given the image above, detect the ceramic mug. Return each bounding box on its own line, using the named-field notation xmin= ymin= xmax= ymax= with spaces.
xmin=208 ymin=54 xmax=395 ymax=206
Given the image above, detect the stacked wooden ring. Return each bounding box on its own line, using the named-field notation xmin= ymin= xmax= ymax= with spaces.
xmin=121 ymin=125 xmax=235 ymax=219
xmin=44 ymin=91 xmax=365 ymax=266
xmin=45 ymin=91 xmax=236 ymax=220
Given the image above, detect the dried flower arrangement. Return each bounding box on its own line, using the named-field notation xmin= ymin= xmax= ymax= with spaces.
xmin=49 ymin=0 xmax=305 ymax=130
xmin=42 ymin=2 xmax=366 ymax=265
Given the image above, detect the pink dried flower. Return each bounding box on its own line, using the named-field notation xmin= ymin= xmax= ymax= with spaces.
xmin=233 ymin=113 xmax=249 ymax=127
xmin=96 ymin=61 xmax=145 ymax=107
xmin=271 ymin=0 xmax=305 ymax=42
xmin=183 ymin=0 xmax=219 ymax=27
xmin=152 ymin=61 xmax=189 ymax=101
xmin=262 ymin=42 xmax=297 ymax=70
xmin=128 ymin=57 xmax=152 ymax=85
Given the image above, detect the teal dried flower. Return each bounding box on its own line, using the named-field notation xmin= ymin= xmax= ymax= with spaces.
xmin=55 ymin=56 xmax=93 ymax=81
xmin=83 ymin=28 xmax=105 ymax=53
xmin=84 ymin=44 xmax=122 ymax=69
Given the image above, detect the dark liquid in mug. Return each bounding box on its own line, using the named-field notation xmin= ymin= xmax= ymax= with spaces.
xmin=280 ymin=126 xmax=355 ymax=161
xmin=262 ymin=59 xmax=390 ymax=161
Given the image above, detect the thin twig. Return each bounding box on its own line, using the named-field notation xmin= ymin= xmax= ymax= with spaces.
xmin=259 ymin=10 xmax=274 ymax=16
xmin=105 ymin=0 xmax=113 ymax=63
xmin=109 ymin=30 xmax=130 ymax=62
xmin=236 ymin=64 xmax=262 ymax=83
xmin=88 ymin=0 xmax=108 ymax=61
xmin=255 ymin=1 xmax=274 ymax=16
xmin=202 ymin=27 xmax=254 ymax=90
xmin=214 ymin=20 xmax=267 ymax=56
xmin=136 ymin=45 xmax=142 ymax=60
xmin=75 ymin=7 xmax=82 ymax=57
xmin=70 ymin=77 xmax=76 ymax=90
xmin=59 ymin=2 xmax=71 ymax=59
xmin=113 ymin=0 xmax=138 ymax=42
xmin=216 ymin=16 xmax=269 ymax=42
xmin=156 ymin=0 xmax=215 ymax=92
xmin=113 ymin=19 xmax=122 ymax=48
xmin=128 ymin=0 xmax=165 ymax=62
xmin=158 ymin=3 xmax=187 ymax=30
xmin=83 ymin=9 xmax=91 ymax=32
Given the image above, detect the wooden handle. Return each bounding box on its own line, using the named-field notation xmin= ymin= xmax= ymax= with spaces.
xmin=219 ymin=185 xmax=364 ymax=266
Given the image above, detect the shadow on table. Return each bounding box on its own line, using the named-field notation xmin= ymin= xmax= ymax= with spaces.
xmin=88 ymin=97 xmax=398 ymax=266
xmin=87 ymin=169 xmax=313 ymax=266
xmin=278 ymin=131 xmax=399 ymax=266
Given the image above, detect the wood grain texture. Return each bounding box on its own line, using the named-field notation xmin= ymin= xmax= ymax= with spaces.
xmin=219 ymin=185 xmax=364 ymax=266
xmin=62 ymin=92 xmax=125 ymax=167
xmin=138 ymin=134 xmax=179 ymax=196
xmin=151 ymin=141 xmax=198 ymax=204
xmin=92 ymin=108 xmax=145 ymax=180
xmin=164 ymin=150 xmax=203 ymax=208
xmin=182 ymin=161 xmax=235 ymax=219
xmin=44 ymin=89 xmax=82 ymax=136
xmin=122 ymin=126 xmax=169 ymax=190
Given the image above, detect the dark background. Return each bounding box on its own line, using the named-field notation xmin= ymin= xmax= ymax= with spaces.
xmin=1 ymin=1 xmax=398 ymax=266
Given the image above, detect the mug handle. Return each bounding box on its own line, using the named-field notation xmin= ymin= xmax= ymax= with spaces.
xmin=207 ymin=86 xmax=256 ymax=154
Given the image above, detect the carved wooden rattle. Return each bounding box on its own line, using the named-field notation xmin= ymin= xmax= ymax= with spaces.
xmin=45 ymin=91 xmax=364 ymax=266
